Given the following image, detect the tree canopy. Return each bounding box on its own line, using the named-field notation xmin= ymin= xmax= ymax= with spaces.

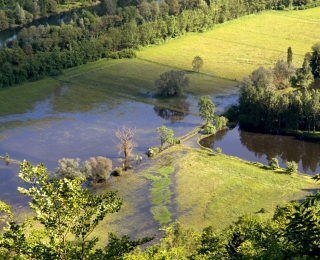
xmin=198 ymin=95 xmax=215 ymax=124
xmin=154 ymin=70 xmax=189 ymax=97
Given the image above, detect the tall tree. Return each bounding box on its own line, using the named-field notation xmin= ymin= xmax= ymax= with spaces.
xmin=115 ymin=126 xmax=137 ymax=168
xmin=198 ymin=95 xmax=215 ymax=124
xmin=156 ymin=125 xmax=175 ymax=150
xmin=310 ymin=42 xmax=320 ymax=79
xmin=0 ymin=160 xmax=123 ymax=259
xmin=287 ymin=46 xmax=293 ymax=65
xmin=295 ymin=58 xmax=314 ymax=88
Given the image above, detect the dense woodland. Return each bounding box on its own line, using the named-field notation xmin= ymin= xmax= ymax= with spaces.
xmin=1 ymin=0 xmax=320 ymax=88
xmin=236 ymin=44 xmax=320 ymax=132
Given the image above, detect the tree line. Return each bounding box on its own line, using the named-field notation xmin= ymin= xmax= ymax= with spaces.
xmin=1 ymin=0 xmax=320 ymax=88
xmin=236 ymin=44 xmax=320 ymax=132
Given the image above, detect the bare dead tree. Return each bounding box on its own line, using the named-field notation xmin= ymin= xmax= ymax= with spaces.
xmin=115 ymin=126 xmax=137 ymax=169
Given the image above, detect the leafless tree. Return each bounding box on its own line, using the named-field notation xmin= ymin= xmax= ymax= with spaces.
xmin=115 ymin=126 xmax=137 ymax=169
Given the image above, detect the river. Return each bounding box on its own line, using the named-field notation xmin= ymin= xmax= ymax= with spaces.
xmin=200 ymin=125 xmax=320 ymax=175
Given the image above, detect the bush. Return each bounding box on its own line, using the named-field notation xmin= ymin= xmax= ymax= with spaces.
xmin=154 ymin=70 xmax=189 ymax=97
xmin=268 ymin=158 xmax=280 ymax=170
xmin=118 ymin=49 xmax=137 ymax=59
xmin=202 ymin=123 xmax=216 ymax=134
xmin=148 ymin=147 xmax=160 ymax=157
xmin=108 ymin=52 xmax=119 ymax=59
xmin=215 ymin=147 xmax=222 ymax=154
xmin=286 ymin=161 xmax=298 ymax=174
xmin=113 ymin=167 xmax=123 ymax=176
xmin=88 ymin=156 xmax=112 ymax=184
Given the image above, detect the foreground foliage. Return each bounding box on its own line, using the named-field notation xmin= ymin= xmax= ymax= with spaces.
xmin=0 ymin=160 xmax=152 ymax=260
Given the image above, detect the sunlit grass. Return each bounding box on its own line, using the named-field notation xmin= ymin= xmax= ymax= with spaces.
xmin=168 ymin=146 xmax=319 ymax=229
xmin=138 ymin=8 xmax=320 ymax=81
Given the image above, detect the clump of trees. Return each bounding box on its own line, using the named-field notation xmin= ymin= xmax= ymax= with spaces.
xmin=154 ymin=70 xmax=189 ymax=97
xmin=0 ymin=160 xmax=152 ymax=259
xmin=55 ymin=157 xmax=113 ymax=185
xmin=198 ymin=95 xmax=228 ymax=134
xmin=235 ymin=45 xmax=320 ymax=132
xmin=156 ymin=125 xmax=179 ymax=151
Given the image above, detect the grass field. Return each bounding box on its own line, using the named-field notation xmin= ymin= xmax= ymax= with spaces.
xmin=138 ymin=8 xmax=320 ymax=81
xmin=86 ymin=145 xmax=320 ymax=244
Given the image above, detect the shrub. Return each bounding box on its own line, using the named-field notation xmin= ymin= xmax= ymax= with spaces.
xmin=286 ymin=161 xmax=298 ymax=174
xmin=113 ymin=167 xmax=123 ymax=176
xmin=215 ymin=147 xmax=222 ymax=154
xmin=202 ymin=123 xmax=216 ymax=134
xmin=268 ymin=157 xmax=280 ymax=170
xmin=118 ymin=49 xmax=137 ymax=59
xmin=88 ymin=156 xmax=112 ymax=184
xmin=148 ymin=147 xmax=160 ymax=157
xmin=108 ymin=52 xmax=119 ymax=59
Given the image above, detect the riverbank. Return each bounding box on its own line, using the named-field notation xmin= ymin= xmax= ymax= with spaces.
xmin=88 ymin=144 xmax=320 ymax=245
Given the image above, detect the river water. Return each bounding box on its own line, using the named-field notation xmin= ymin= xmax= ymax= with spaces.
xmin=200 ymin=126 xmax=320 ymax=175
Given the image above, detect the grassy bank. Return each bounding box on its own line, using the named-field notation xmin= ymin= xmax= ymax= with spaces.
xmin=138 ymin=8 xmax=320 ymax=81
xmin=89 ymin=146 xmax=319 ymax=245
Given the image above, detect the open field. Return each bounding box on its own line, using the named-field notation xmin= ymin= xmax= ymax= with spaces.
xmin=138 ymin=7 xmax=320 ymax=81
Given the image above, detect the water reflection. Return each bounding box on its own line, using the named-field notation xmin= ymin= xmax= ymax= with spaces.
xmin=200 ymin=126 xmax=320 ymax=174
xmin=153 ymin=98 xmax=190 ymax=123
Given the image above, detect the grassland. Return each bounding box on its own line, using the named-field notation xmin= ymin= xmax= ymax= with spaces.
xmin=138 ymin=7 xmax=320 ymax=81
xmin=86 ymin=145 xmax=320 ymax=244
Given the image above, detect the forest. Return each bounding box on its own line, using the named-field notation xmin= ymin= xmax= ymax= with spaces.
xmin=236 ymin=44 xmax=320 ymax=132
xmin=1 ymin=0 xmax=320 ymax=88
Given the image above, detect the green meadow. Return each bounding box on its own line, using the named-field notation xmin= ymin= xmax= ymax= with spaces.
xmin=88 ymin=146 xmax=319 ymax=244
xmin=139 ymin=8 xmax=320 ymax=81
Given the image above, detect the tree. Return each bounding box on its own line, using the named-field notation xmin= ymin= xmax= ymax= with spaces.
xmin=156 ymin=125 xmax=175 ymax=150
xmin=310 ymin=42 xmax=320 ymax=79
xmin=214 ymin=116 xmax=228 ymax=130
xmin=272 ymin=59 xmax=296 ymax=89
xmin=268 ymin=157 xmax=279 ymax=170
xmin=55 ymin=157 xmax=92 ymax=180
xmin=286 ymin=161 xmax=298 ymax=174
xmin=294 ymin=58 xmax=313 ymax=88
xmin=192 ymin=56 xmax=203 ymax=73
xmin=154 ymin=70 xmax=189 ymax=97
xmin=88 ymin=156 xmax=112 ymax=185
xmin=14 ymin=3 xmax=25 ymax=24
xmin=0 ymin=160 xmax=124 ymax=259
xmin=198 ymin=95 xmax=215 ymax=124
xmin=287 ymin=46 xmax=293 ymax=65
xmin=115 ymin=126 xmax=137 ymax=168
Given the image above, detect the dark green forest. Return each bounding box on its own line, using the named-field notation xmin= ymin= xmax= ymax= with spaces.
xmin=236 ymin=44 xmax=320 ymax=132
xmin=1 ymin=0 xmax=320 ymax=88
